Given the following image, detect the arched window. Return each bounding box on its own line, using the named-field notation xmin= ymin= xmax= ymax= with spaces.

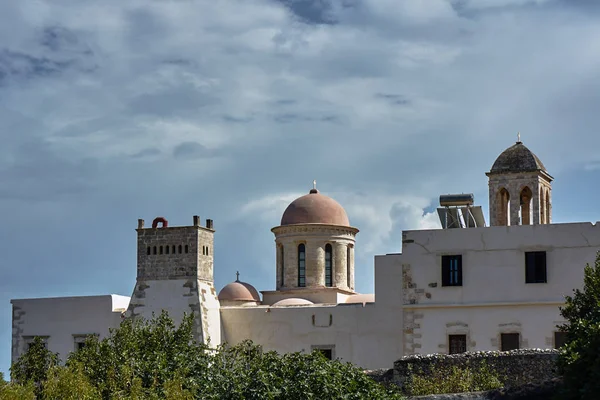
xmin=207 ymin=247 xmax=209 ymax=256
xmin=280 ymin=245 xmax=285 ymax=287
xmin=178 ymin=245 xmax=182 ymax=254
xmin=147 ymin=247 xmax=151 ymax=255
xmin=496 ymin=188 xmax=510 ymax=226
xmin=347 ymin=246 xmax=351 ymax=288
xmin=519 ymin=186 xmax=533 ymax=225
xmin=172 ymin=245 xmax=176 ymax=254
xmin=153 ymin=246 xmax=157 ymax=255
xmin=184 ymin=245 xmax=189 ymax=253
xmin=298 ymin=244 xmax=306 ymax=287
xmin=545 ymin=188 xmax=550 ymax=224
xmin=325 ymin=244 xmax=333 ymax=287
xmin=159 ymin=246 xmax=163 ymax=255
xmin=166 ymin=245 xmax=169 ymax=254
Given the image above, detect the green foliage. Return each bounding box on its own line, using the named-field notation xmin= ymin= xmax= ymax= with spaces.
xmin=404 ymin=362 xmax=503 ymax=396
xmin=10 ymin=336 xmax=59 ymax=397
xmin=8 ymin=310 xmax=403 ymax=399
xmin=557 ymin=251 xmax=600 ymax=400
xmin=0 ymin=371 xmax=36 ymax=400
xmin=42 ymin=362 xmax=100 ymax=399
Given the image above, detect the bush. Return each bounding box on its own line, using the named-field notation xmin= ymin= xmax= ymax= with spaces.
xmin=0 ymin=371 xmax=36 ymax=400
xmin=10 ymin=311 xmax=404 ymax=399
xmin=404 ymin=361 xmax=503 ymax=396
xmin=556 ymin=251 xmax=600 ymax=400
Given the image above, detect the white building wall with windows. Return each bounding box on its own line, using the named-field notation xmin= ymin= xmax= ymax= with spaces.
xmin=11 ymin=295 xmax=128 ymax=363
xmin=385 ymin=222 xmax=600 ymax=355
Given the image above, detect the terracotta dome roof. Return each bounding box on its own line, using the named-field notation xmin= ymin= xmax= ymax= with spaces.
xmin=272 ymin=298 xmax=314 ymax=306
xmin=280 ymin=188 xmax=350 ymax=226
xmin=489 ymin=141 xmax=546 ymax=174
xmin=218 ymin=281 xmax=260 ymax=302
xmin=345 ymin=294 xmax=375 ymax=305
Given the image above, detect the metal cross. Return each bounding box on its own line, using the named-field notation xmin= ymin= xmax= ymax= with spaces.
xmin=236 ymin=271 xmax=240 ymax=282
xmin=517 ymin=132 xmax=521 ymax=142
xmin=313 ymin=179 xmax=317 ymax=190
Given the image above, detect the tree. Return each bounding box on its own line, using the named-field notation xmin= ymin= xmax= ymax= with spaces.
xmin=557 ymin=251 xmax=600 ymax=400
xmin=0 ymin=372 xmax=35 ymax=400
xmin=10 ymin=336 xmax=59 ymax=397
xmin=10 ymin=311 xmax=402 ymax=399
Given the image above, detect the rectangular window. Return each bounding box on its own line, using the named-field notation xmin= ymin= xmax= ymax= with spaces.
xmin=73 ymin=333 xmax=98 ymax=352
xmin=525 ymin=251 xmax=547 ymax=283
xmin=442 ymin=255 xmax=462 ymax=286
xmin=500 ymin=333 xmax=520 ymax=351
xmin=311 ymin=345 xmax=335 ymax=360
xmin=298 ymin=244 xmax=306 ymax=287
xmin=448 ymin=334 xmax=467 ymax=354
xmin=554 ymin=331 xmax=567 ymax=349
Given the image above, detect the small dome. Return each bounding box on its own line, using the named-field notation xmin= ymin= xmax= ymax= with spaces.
xmin=345 ymin=294 xmax=375 ymax=305
xmin=218 ymin=281 xmax=260 ymax=302
xmin=272 ymin=298 xmax=314 ymax=306
xmin=281 ymin=188 xmax=350 ymax=226
xmin=489 ymin=141 xmax=546 ymax=174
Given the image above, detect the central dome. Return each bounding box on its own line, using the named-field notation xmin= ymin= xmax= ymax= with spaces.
xmin=280 ymin=188 xmax=350 ymax=226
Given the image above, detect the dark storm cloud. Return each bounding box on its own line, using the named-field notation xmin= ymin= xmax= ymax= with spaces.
xmin=0 ymin=49 xmax=72 ymax=83
xmin=275 ymin=0 xmax=339 ymax=24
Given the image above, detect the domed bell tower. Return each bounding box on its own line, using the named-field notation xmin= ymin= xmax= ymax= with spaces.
xmin=486 ymin=136 xmax=553 ymax=226
xmin=264 ymin=183 xmax=359 ymax=305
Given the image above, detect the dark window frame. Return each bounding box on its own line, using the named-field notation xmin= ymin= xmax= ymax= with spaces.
xmin=448 ymin=334 xmax=467 ymax=354
xmin=325 ymin=244 xmax=333 ymax=287
xmin=554 ymin=331 xmax=567 ymax=349
xmin=280 ymin=245 xmax=285 ymax=287
xmin=500 ymin=332 xmax=520 ymax=351
xmin=441 ymin=255 xmax=463 ymax=287
xmin=298 ymin=244 xmax=306 ymax=287
xmin=525 ymin=251 xmax=547 ymax=283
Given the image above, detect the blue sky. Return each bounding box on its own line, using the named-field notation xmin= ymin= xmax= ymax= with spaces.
xmin=2 ymin=0 xmax=600 ymax=376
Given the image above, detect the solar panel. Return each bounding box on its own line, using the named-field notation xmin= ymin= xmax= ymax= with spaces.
xmin=471 ymin=206 xmax=486 ymax=227
xmin=460 ymin=207 xmax=477 ymax=228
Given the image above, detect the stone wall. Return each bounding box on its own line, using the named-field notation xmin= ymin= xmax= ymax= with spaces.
xmin=136 ymin=217 xmax=214 ymax=282
xmin=392 ymin=349 xmax=559 ymax=391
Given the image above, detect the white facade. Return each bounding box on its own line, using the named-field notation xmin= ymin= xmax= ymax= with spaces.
xmin=386 ymin=222 xmax=599 ymax=355
xmin=11 ymin=295 xmax=128 ymax=363
xmin=9 ymin=140 xmax=599 ymax=370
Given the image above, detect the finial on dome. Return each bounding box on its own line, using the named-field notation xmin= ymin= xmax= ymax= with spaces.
xmin=309 ymin=179 xmax=319 ymax=194
xmin=235 ymin=271 xmax=240 ymax=282
xmin=517 ymin=132 xmax=521 ymax=144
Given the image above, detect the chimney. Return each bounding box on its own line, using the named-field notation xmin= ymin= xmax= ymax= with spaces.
xmin=206 ymin=219 xmax=214 ymax=229
xmin=193 ymin=215 xmax=200 ymax=227
xmin=137 ymin=219 xmax=145 ymax=229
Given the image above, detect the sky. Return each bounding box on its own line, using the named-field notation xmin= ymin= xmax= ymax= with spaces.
xmin=2 ymin=0 xmax=600 ymax=376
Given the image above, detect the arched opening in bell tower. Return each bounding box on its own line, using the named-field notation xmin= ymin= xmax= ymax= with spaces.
xmin=519 ymin=186 xmax=533 ymax=225
xmin=496 ymin=188 xmax=510 ymax=226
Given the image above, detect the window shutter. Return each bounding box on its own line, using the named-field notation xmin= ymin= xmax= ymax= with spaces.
xmin=536 ymin=251 xmax=547 ymax=282
xmin=441 ymin=256 xmax=450 ymax=286
xmin=525 ymin=252 xmax=535 ymax=283
xmin=457 ymin=255 xmax=463 ymax=285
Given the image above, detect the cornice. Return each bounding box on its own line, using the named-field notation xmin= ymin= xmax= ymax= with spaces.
xmin=271 ymin=224 xmax=359 ymax=237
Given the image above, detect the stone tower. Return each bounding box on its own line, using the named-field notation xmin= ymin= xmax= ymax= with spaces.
xmin=486 ymin=139 xmax=553 ymax=226
xmin=269 ymin=186 xmax=358 ymax=297
xmin=125 ymin=216 xmax=221 ymax=346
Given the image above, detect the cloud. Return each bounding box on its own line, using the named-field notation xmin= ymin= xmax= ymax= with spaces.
xmin=3 ymin=0 xmax=600 ymax=377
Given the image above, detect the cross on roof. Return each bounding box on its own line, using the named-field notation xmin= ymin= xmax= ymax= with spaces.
xmin=236 ymin=271 xmax=240 ymax=282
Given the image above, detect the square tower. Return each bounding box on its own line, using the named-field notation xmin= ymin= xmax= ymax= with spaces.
xmin=126 ymin=216 xmax=221 ymax=346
